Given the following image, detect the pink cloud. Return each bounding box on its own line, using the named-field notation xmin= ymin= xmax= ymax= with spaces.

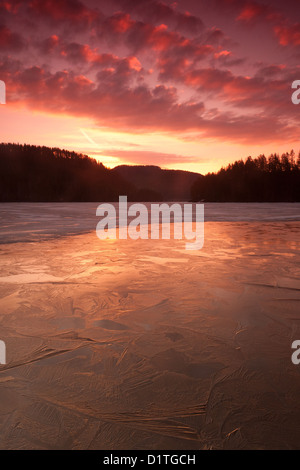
xmin=236 ymin=1 xmax=278 ymax=22
xmin=1 ymin=55 xmax=297 ymax=144
xmin=95 ymin=149 xmax=202 ymax=165
xmin=0 ymin=0 xmax=299 ymax=148
xmin=274 ymin=23 xmax=300 ymax=46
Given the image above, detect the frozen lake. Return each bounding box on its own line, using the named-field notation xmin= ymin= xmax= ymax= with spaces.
xmin=0 ymin=202 xmax=299 ymax=244
xmin=0 ymin=215 xmax=299 ymax=449
xmin=0 ymin=201 xmax=300 ymax=449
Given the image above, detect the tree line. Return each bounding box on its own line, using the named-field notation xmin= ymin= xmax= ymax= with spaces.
xmin=0 ymin=143 xmax=161 ymax=202
xmin=1 ymin=144 xmax=299 ymax=202
xmin=191 ymin=151 xmax=300 ymax=202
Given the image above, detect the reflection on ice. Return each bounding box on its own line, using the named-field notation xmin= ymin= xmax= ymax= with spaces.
xmin=0 ymin=204 xmax=299 ymax=449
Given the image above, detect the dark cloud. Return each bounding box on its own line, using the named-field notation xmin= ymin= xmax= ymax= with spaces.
xmin=114 ymin=0 xmax=204 ymax=34
xmin=0 ymin=23 xmax=25 ymax=51
xmin=29 ymin=0 xmax=100 ymax=26
xmin=213 ymin=0 xmax=300 ymax=49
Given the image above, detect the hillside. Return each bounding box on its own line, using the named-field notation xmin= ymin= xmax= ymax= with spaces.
xmin=0 ymin=143 xmax=134 ymax=202
xmin=112 ymin=165 xmax=201 ymax=201
xmin=0 ymin=143 xmax=201 ymax=202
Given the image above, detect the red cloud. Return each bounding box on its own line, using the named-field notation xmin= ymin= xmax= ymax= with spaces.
xmin=38 ymin=35 xmax=143 ymax=76
xmin=0 ymin=0 xmax=299 ymax=147
xmin=40 ymin=35 xmax=60 ymax=54
xmin=29 ymin=0 xmax=100 ymax=28
xmin=274 ymin=23 xmax=300 ymax=46
xmin=1 ymin=55 xmax=297 ymax=144
xmin=236 ymin=1 xmax=277 ymax=22
xmin=108 ymin=12 xmax=133 ymax=33
xmin=0 ymin=24 xmax=25 ymax=50
xmin=214 ymin=50 xmax=231 ymax=59
xmin=102 ymin=12 xmax=214 ymax=58
xmin=115 ymin=0 xmax=204 ymax=34
xmin=0 ymin=0 xmax=24 ymax=14
xmin=232 ymin=0 xmax=300 ymax=48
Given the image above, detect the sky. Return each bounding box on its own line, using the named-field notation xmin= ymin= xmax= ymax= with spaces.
xmin=0 ymin=0 xmax=300 ymax=174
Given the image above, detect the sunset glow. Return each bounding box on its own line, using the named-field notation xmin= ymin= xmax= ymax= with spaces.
xmin=1 ymin=0 xmax=299 ymax=173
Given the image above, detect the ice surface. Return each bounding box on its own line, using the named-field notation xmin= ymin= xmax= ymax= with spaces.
xmin=0 ymin=203 xmax=300 ymax=449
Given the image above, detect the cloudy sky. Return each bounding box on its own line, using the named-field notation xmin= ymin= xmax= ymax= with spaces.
xmin=0 ymin=0 xmax=299 ymax=173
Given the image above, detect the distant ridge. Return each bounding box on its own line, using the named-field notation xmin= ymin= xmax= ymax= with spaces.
xmin=112 ymin=165 xmax=201 ymax=201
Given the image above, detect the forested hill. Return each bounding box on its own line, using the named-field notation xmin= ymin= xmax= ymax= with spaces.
xmin=191 ymin=151 xmax=300 ymax=202
xmin=112 ymin=165 xmax=200 ymax=201
xmin=0 ymin=143 xmax=134 ymax=202
xmin=1 ymin=144 xmax=299 ymax=202
xmin=0 ymin=143 xmax=200 ymax=202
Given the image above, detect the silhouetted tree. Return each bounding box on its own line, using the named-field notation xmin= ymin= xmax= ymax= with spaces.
xmin=191 ymin=150 xmax=300 ymax=202
xmin=0 ymin=143 xmax=134 ymax=202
